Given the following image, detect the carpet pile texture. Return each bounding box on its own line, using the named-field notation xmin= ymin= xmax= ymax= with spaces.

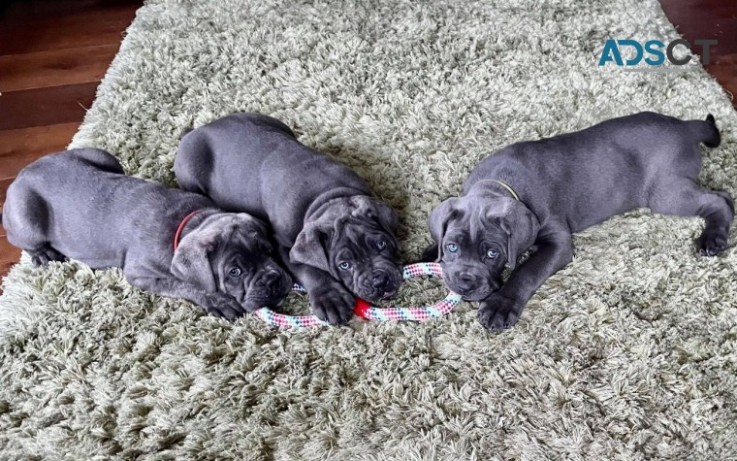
xmin=1 ymin=0 xmax=736 ymax=459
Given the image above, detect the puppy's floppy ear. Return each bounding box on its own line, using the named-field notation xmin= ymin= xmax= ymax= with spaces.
xmin=171 ymin=226 xmax=219 ymax=292
xmin=497 ymin=203 xmax=540 ymax=270
xmin=349 ymin=196 xmax=399 ymax=232
xmin=428 ymin=197 xmax=460 ymax=262
xmin=289 ymin=222 xmax=332 ymax=271
xmin=291 ymin=199 xmax=355 ymax=271
xmin=232 ymin=212 xmax=269 ymax=238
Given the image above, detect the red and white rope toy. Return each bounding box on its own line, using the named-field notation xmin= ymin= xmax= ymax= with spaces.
xmin=253 ymin=262 xmax=462 ymax=328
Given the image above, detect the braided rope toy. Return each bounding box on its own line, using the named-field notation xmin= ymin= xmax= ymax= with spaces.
xmin=253 ymin=262 xmax=462 ymax=328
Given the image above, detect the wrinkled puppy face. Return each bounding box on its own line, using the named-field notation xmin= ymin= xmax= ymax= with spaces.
xmin=171 ymin=213 xmax=292 ymax=311
xmin=327 ymin=218 xmax=403 ymax=302
xmin=428 ymin=196 xmax=540 ymax=301
xmin=290 ymin=196 xmax=403 ymax=302
xmin=440 ymin=214 xmax=508 ymax=300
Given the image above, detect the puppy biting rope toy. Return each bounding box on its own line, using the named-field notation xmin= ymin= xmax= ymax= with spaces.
xmin=253 ymin=263 xmax=462 ymax=328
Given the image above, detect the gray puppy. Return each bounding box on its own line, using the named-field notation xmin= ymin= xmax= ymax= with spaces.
xmin=2 ymin=148 xmax=292 ymax=318
xmin=174 ymin=113 xmax=403 ymax=325
xmin=426 ymin=112 xmax=734 ymax=330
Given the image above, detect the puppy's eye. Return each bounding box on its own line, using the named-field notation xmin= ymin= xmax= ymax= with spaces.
xmin=338 ymin=261 xmax=352 ymax=271
xmin=446 ymin=242 xmax=459 ymax=253
xmin=228 ymin=267 xmax=243 ymax=278
xmin=376 ymin=240 xmax=386 ymax=250
xmin=486 ymin=249 xmax=499 ymax=260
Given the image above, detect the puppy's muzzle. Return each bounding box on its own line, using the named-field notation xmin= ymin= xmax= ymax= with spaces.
xmin=372 ymin=271 xmax=399 ymax=298
xmin=446 ymin=271 xmax=499 ymax=301
xmin=251 ymin=268 xmax=292 ymax=303
xmin=358 ymin=267 xmax=402 ymax=302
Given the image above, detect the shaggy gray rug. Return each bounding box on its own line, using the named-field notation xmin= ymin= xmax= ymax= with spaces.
xmin=1 ymin=0 xmax=736 ymax=459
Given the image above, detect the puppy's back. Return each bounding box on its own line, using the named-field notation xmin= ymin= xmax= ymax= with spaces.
xmin=175 ymin=113 xmax=295 ymax=196
xmin=5 ymin=149 xmax=123 ymax=222
xmin=4 ymin=149 xmax=158 ymax=267
xmin=174 ymin=112 xmax=373 ymax=220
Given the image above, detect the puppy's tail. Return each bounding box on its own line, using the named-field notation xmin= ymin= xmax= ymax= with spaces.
xmin=690 ymin=114 xmax=721 ymax=148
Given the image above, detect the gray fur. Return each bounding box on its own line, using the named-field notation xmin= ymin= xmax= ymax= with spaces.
xmin=426 ymin=112 xmax=734 ymax=330
xmin=2 ymin=148 xmax=292 ymax=318
xmin=174 ymin=113 xmax=402 ymax=324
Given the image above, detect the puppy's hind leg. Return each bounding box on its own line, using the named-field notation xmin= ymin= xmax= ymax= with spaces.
xmin=3 ymin=186 xmax=67 ymax=265
xmin=649 ymin=179 xmax=734 ymax=256
xmin=697 ymin=190 xmax=735 ymax=255
xmin=29 ymin=244 xmax=67 ymax=266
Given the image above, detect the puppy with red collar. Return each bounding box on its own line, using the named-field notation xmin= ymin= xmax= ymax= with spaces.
xmin=1 ymin=148 xmax=291 ymax=318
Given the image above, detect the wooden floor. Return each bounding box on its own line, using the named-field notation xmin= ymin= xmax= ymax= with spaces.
xmin=660 ymin=0 xmax=737 ymax=98
xmin=0 ymin=0 xmax=736 ymax=290
xmin=0 ymin=0 xmax=141 ymax=287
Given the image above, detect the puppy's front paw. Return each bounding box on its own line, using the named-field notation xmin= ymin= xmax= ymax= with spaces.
xmin=478 ymin=293 xmax=522 ymax=331
xmin=202 ymin=293 xmax=246 ymax=321
xmin=698 ymin=229 xmax=729 ymax=256
xmin=309 ymin=283 xmax=355 ymax=325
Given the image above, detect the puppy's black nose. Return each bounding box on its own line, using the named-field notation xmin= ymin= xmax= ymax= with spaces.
xmin=456 ymin=274 xmax=476 ymax=292
xmin=259 ymin=270 xmax=281 ymax=288
xmin=372 ymin=272 xmax=390 ymax=290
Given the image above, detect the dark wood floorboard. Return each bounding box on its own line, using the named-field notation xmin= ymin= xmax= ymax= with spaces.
xmin=0 ymin=241 xmax=22 ymax=282
xmin=0 ymin=44 xmax=120 ymax=92
xmin=0 ymin=123 xmax=80 ymax=181
xmin=0 ymin=178 xmax=14 ymax=212
xmin=0 ymin=83 xmax=98 ymax=131
xmin=0 ymin=2 xmax=139 ymax=55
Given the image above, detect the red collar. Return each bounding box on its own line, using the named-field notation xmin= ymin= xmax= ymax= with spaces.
xmin=173 ymin=210 xmax=201 ymax=251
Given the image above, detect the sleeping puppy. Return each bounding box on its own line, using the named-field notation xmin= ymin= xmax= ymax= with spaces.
xmin=1 ymin=148 xmax=292 ymax=318
xmin=426 ymin=112 xmax=734 ymax=330
xmin=174 ymin=113 xmax=403 ymax=325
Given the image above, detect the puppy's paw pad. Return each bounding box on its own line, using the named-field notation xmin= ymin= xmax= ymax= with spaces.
xmin=698 ymin=232 xmax=728 ymax=256
xmin=310 ymin=286 xmax=355 ymax=325
xmin=31 ymin=254 xmax=50 ymax=266
xmin=477 ymin=295 xmax=521 ymax=331
xmin=478 ymin=308 xmax=519 ymax=331
xmin=203 ymin=293 xmax=245 ymax=320
xmin=30 ymin=248 xmax=67 ymax=266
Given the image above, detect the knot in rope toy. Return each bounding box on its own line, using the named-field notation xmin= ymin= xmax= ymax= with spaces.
xmin=253 ymin=262 xmax=461 ymax=328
